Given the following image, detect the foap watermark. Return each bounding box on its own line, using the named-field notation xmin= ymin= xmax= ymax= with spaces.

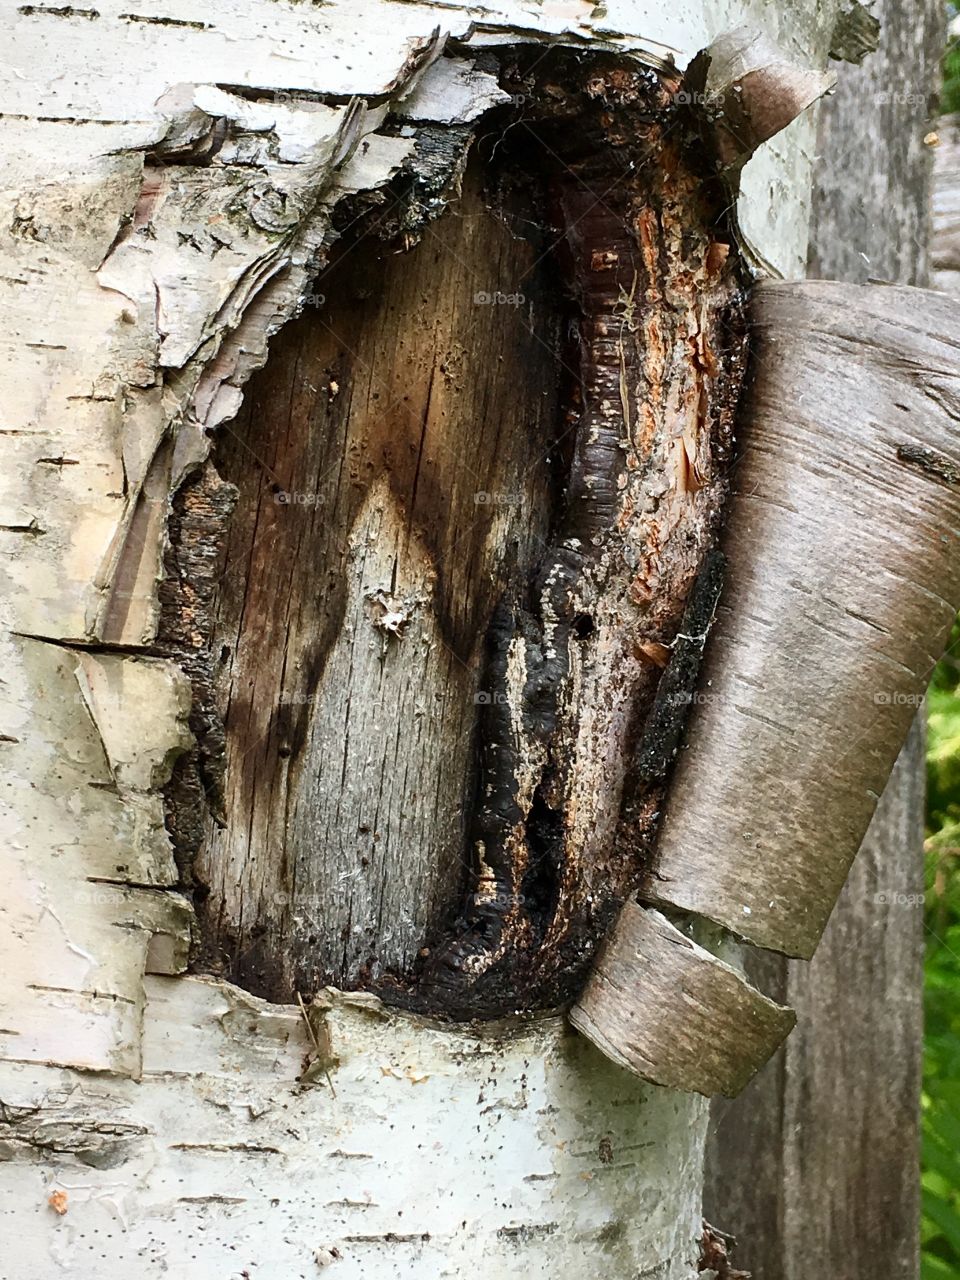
xmin=74 ymin=886 xmax=126 ymax=907
xmin=874 ymin=90 xmax=926 ymax=107
xmin=274 ymin=487 xmax=327 ymax=508
xmin=874 ymin=891 xmax=925 ymax=907
xmin=474 ymin=490 xmax=523 ymax=507
xmin=671 ymin=88 xmax=724 ymax=108
xmin=278 ymin=691 xmax=319 ymax=707
xmin=474 ymin=290 xmax=525 ymax=307
xmin=873 ymin=690 xmax=924 ymax=706
xmin=477 ymin=890 xmax=527 ymax=910
xmin=474 ymin=690 xmax=510 ymax=706
xmin=665 ymin=690 xmax=723 ymax=708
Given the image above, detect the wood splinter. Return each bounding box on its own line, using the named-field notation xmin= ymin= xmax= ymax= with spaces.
xmin=574 ymin=279 xmax=960 ymax=1094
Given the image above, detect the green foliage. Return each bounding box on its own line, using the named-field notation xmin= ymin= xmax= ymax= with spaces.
xmin=890 ymin=16 xmax=960 ymax=1275
xmin=944 ymin=40 xmax=960 ymax=115
xmin=924 ymin=616 xmax=960 ymax=1278
xmin=947 ymin=4 xmax=960 ymax=116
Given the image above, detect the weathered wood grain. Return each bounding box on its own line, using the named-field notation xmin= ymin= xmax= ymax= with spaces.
xmin=646 ymin=277 xmax=960 ymax=958
xmin=176 ymin=53 xmax=751 ymax=1016
xmin=704 ymin=717 xmax=926 ymax=1276
xmin=569 ymin=903 xmax=795 ymax=1097
xmin=408 ymin=55 xmax=748 ymax=1018
xmin=189 ymin=161 xmax=560 ymax=998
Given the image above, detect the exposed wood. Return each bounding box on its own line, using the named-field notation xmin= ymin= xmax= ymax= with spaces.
xmin=169 ymin=50 xmax=752 ymax=1018
xmin=399 ymin=54 xmax=748 ymax=1018
xmin=704 ymin=2 xmax=939 ymax=1270
xmin=646 ymin=277 xmax=960 ymax=958
xmin=569 ymin=903 xmax=795 ymax=1097
xmin=184 ymin=159 xmax=560 ymax=998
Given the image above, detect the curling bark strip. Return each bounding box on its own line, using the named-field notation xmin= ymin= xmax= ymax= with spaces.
xmin=573 ymin=279 xmax=960 ymax=1092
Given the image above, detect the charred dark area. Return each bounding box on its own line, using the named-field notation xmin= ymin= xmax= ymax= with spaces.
xmin=160 ymin=47 xmax=749 ymax=1018
xmin=382 ymin=50 xmax=748 ymax=1018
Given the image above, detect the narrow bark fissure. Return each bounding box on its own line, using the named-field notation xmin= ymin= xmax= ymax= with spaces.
xmin=159 ymin=48 xmax=749 ymax=1019
xmin=157 ymin=463 xmax=238 ymax=892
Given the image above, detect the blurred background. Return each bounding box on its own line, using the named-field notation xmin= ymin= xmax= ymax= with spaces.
xmin=923 ymin=618 xmax=960 ymax=1278
xmin=925 ymin=13 xmax=960 ymax=1275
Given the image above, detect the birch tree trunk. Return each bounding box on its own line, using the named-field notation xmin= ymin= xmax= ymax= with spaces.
xmin=0 ymin=2 xmax=852 ymax=1276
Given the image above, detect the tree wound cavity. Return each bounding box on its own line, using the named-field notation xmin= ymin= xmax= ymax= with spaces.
xmin=159 ymin=50 xmax=749 ymax=1020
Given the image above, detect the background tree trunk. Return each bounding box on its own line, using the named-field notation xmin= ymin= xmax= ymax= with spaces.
xmin=704 ymin=3 xmax=942 ymax=1272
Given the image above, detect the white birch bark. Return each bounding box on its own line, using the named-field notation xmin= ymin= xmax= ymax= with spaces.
xmin=0 ymin=1 xmax=835 ymax=1274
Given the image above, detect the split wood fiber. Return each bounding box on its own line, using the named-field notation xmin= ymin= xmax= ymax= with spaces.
xmin=181 ymin=49 xmax=750 ymax=1021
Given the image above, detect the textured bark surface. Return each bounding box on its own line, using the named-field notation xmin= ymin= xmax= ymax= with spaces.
xmin=704 ymin=720 xmax=926 ymax=1278
xmin=570 ymin=903 xmax=794 ymax=1097
xmin=704 ymin=2 xmax=940 ymax=1270
xmin=0 ymin=976 xmax=710 ymax=1280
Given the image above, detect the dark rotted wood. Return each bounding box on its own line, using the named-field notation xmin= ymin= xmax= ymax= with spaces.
xmin=187 ymin=159 xmax=562 ymax=999
xmin=408 ymin=54 xmax=746 ymax=1017
xmin=163 ymin=50 xmax=749 ymax=1016
xmin=645 ymin=277 xmax=960 ymax=958
xmin=569 ymin=902 xmax=795 ymax=1098
xmin=705 ymin=3 xmax=939 ymax=1272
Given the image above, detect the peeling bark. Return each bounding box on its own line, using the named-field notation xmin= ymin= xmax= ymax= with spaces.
xmin=644 ymin=278 xmax=960 ymax=959
xmin=569 ymin=904 xmax=795 ymax=1097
